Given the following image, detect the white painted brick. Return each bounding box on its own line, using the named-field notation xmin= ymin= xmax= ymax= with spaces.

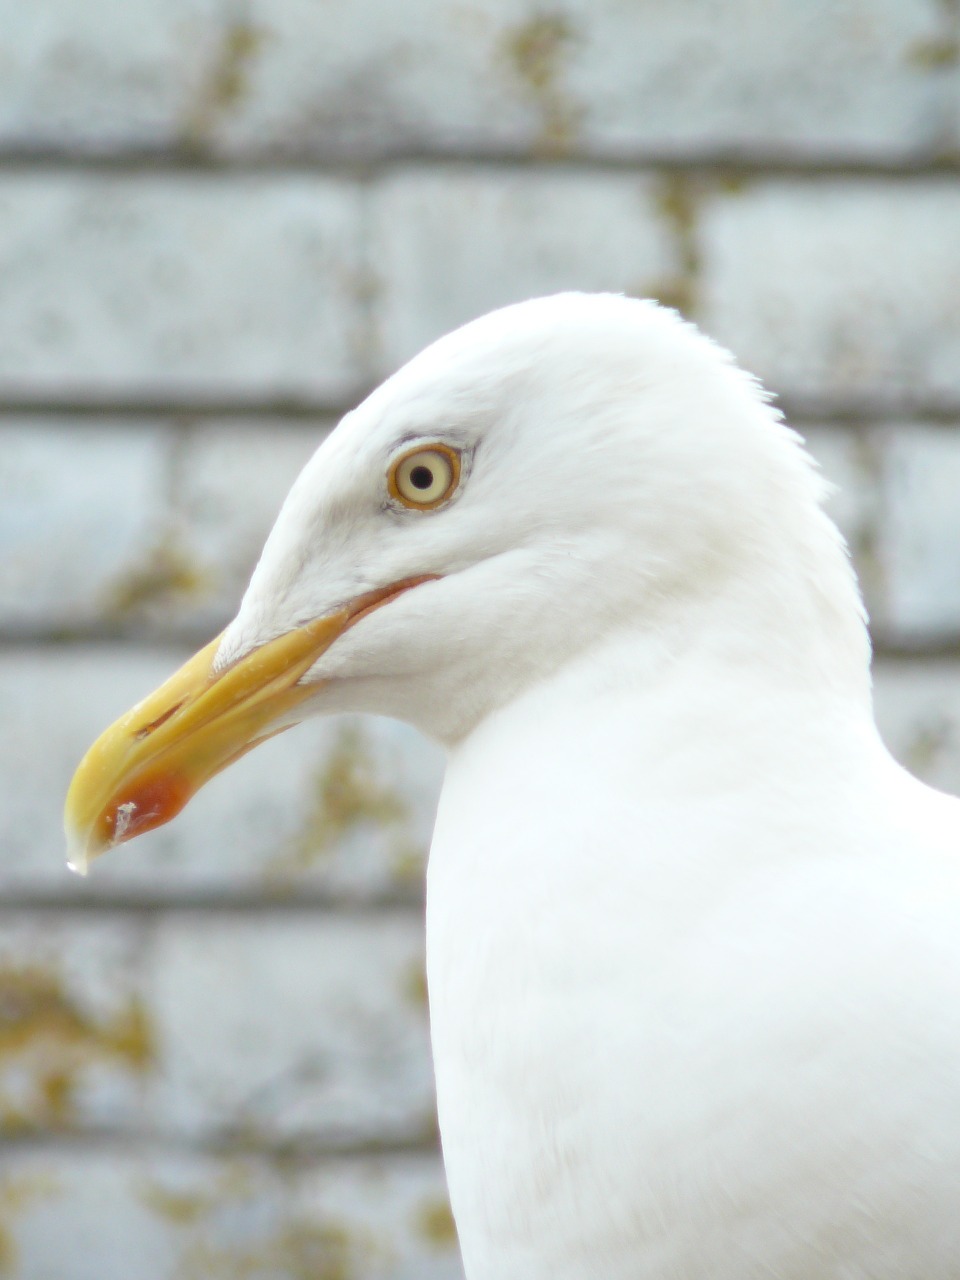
xmin=874 ymin=660 xmax=960 ymax=799
xmin=168 ymin=420 xmax=330 ymax=632
xmin=0 ymin=0 xmax=955 ymax=161
xmin=373 ymin=169 xmax=681 ymax=370
xmin=793 ymin=422 xmax=960 ymax=643
xmin=0 ymin=916 xmax=151 ymax=1132
xmin=290 ymin=1156 xmax=463 ymax=1280
xmin=0 ymin=648 xmax=444 ymax=897
xmin=798 ymin=424 xmax=882 ymax=617
xmin=0 ymin=175 xmax=367 ymax=400
xmin=0 ymin=423 xmax=168 ymax=632
xmin=0 ymin=1150 xmax=462 ymax=1280
xmin=0 ymin=0 xmax=218 ymax=153
xmin=550 ymin=0 xmax=959 ymax=161
xmin=0 ymin=420 xmax=329 ymax=637
xmin=699 ymin=182 xmax=960 ymax=408
xmin=149 ymin=915 xmax=435 ymax=1144
xmin=873 ymin=425 xmax=960 ymax=641
xmin=0 ymin=912 xmax=438 ymax=1147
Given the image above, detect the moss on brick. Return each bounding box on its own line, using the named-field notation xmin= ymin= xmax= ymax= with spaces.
xmin=414 ymin=1196 xmax=458 ymax=1250
xmin=0 ymin=1174 xmax=59 ymax=1275
xmin=181 ymin=21 xmax=270 ymax=149
xmin=500 ymin=13 xmax=583 ymax=154
xmin=0 ymin=963 xmax=155 ymax=1131
xmin=645 ymin=173 xmax=705 ymax=320
xmin=104 ymin=538 xmax=207 ymax=620
xmin=269 ymin=722 xmax=412 ymax=876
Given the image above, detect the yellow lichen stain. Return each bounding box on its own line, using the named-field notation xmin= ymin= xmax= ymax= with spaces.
xmin=909 ymin=0 xmax=960 ymax=67
xmin=139 ymin=1183 xmax=214 ymax=1228
xmin=908 ymin=35 xmax=960 ymax=67
xmin=143 ymin=1161 xmax=391 ymax=1279
xmin=138 ymin=1162 xmax=255 ymax=1234
xmin=843 ymin=430 xmax=884 ymax=610
xmin=182 ymin=22 xmax=269 ymax=147
xmin=414 ymin=1196 xmax=458 ymax=1250
xmin=646 ymin=174 xmax=703 ymax=319
xmin=38 ymin=1067 xmax=73 ymax=1121
xmin=208 ymin=24 xmax=267 ymax=112
xmin=268 ymin=723 xmax=412 ymax=876
xmin=170 ymin=1211 xmax=376 ymax=1280
xmin=388 ymin=842 xmax=426 ymax=885
xmin=0 ymin=1173 xmax=60 ymax=1274
xmin=272 ymin=1221 xmax=364 ymax=1280
xmin=0 ymin=964 xmax=155 ymax=1131
xmin=717 ymin=169 xmax=750 ymax=197
xmin=105 ymin=539 xmax=207 ymax=619
xmin=644 ymin=277 xmax=697 ymax=321
xmin=399 ymin=957 xmax=429 ymax=1012
xmin=905 ymin=718 xmax=953 ymax=779
xmin=501 ymin=14 xmax=583 ymax=154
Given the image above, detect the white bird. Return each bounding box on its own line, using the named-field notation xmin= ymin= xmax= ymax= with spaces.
xmin=66 ymin=293 xmax=960 ymax=1279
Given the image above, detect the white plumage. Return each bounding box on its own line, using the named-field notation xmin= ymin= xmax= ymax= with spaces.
xmin=74 ymin=293 xmax=960 ymax=1277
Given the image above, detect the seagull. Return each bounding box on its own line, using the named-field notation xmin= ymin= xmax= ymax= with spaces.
xmin=65 ymin=293 xmax=960 ymax=1279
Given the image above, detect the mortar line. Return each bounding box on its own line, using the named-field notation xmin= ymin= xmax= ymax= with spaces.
xmin=0 ymin=892 xmax=426 ymax=915
xmin=1 ymin=626 xmax=960 ymax=658
xmin=0 ymin=148 xmax=959 ymax=178
xmin=0 ymin=400 xmax=956 ymax=424
xmin=0 ymin=1127 xmax=442 ymax=1163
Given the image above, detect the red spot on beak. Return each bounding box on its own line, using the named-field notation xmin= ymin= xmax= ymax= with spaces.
xmin=107 ymin=773 xmax=195 ymax=846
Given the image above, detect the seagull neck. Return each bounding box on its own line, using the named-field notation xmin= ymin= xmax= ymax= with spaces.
xmin=454 ymin=589 xmax=879 ymax=801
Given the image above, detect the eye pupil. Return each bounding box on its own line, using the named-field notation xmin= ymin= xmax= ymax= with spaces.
xmin=410 ymin=465 xmax=434 ymax=490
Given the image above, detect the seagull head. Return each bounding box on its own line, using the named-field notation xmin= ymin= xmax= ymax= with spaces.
xmin=64 ymin=292 xmax=869 ymax=871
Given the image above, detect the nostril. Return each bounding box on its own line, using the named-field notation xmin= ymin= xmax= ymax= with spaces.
xmin=134 ymin=700 xmax=186 ymax=740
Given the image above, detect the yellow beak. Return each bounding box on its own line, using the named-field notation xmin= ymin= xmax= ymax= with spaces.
xmin=63 ymin=578 xmax=434 ymax=874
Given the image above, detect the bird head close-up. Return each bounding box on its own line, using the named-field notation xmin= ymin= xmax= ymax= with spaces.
xmin=64 ymin=292 xmax=870 ymax=876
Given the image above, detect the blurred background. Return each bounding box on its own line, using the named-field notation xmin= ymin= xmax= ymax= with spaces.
xmin=1 ymin=1 xmax=960 ymax=1276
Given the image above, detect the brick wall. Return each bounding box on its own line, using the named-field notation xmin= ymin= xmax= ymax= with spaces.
xmin=2 ymin=3 xmax=960 ymax=1276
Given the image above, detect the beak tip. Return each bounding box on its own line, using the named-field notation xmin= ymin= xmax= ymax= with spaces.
xmin=64 ymin=823 xmax=97 ymax=878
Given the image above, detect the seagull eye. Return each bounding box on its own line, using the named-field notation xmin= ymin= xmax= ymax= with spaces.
xmin=389 ymin=445 xmax=461 ymax=510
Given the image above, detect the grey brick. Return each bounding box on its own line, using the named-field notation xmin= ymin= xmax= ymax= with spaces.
xmin=1 ymin=648 xmax=443 ymax=897
xmin=0 ymin=175 xmax=367 ymax=401
xmin=0 ymin=1149 xmax=462 ymax=1280
xmin=148 ymin=914 xmax=435 ymax=1145
xmin=372 ymin=168 xmax=681 ymax=370
xmin=699 ymin=182 xmax=960 ymax=409
xmin=0 ymin=0 xmax=955 ymax=162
